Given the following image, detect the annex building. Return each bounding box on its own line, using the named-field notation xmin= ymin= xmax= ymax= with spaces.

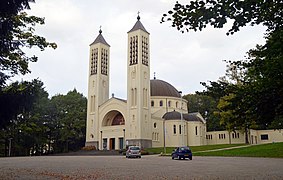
xmin=85 ymin=16 xmax=283 ymax=150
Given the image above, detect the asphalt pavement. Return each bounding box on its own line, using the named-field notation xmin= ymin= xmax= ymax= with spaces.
xmin=1 ymin=155 xmax=283 ymax=179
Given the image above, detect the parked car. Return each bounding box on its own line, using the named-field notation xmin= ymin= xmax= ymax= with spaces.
xmin=171 ymin=146 xmax=192 ymax=160
xmin=126 ymin=146 xmax=141 ymax=158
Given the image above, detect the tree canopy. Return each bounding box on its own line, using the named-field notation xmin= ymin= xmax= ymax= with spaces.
xmin=162 ymin=0 xmax=283 ymax=143
xmin=0 ymin=80 xmax=87 ymax=156
xmin=0 ymin=0 xmax=57 ymax=86
xmin=161 ymin=0 xmax=283 ymax=34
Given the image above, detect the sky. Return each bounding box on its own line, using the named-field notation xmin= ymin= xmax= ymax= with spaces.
xmin=13 ymin=0 xmax=267 ymax=99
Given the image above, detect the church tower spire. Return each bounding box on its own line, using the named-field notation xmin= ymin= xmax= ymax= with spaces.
xmin=126 ymin=14 xmax=152 ymax=148
xmin=85 ymin=28 xmax=110 ymax=148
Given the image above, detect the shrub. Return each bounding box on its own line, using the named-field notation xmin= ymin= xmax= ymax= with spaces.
xmin=81 ymin=146 xmax=96 ymax=151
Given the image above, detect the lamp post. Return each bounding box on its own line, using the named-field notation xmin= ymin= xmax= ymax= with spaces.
xmin=163 ymin=98 xmax=168 ymax=154
xmin=163 ymin=120 xmax=166 ymax=154
xmin=100 ymin=131 xmax=103 ymax=150
xmin=123 ymin=129 xmax=125 ymax=149
xmin=8 ymin=138 xmax=12 ymax=157
xmin=178 ymin=91 xmax=183 ymax=146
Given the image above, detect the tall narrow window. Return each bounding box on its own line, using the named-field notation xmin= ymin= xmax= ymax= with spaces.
xmin=157 ymin=133 xmax=159 ymax=141
xmin=179 ymin=125 xmax=182 ymax=134
xmin=134 ymin=88 xmax=137 ymax=106
xmin=101 ymin=48 xmax=108 ymax=75
xmin=142 ymin=36 xmax=148 ymax=66
xmin=90 ymin=48 xmax=98 ymax=75
xmin=173 ymin=125 xmax=176 ymax=134
xmin=143 ymin=88 xmax=145 ymax=107
xmin=168 ymin=101 xmax=171 ymax=107
xmin=160 ymin=100 xmax=163 ymax=107
xmin=91 ymin=95 xmax=95 ymax=112
xmin=90 ymin=96 xmax=93 ymax=112
xmin=151 ymin=100 xmax=154 ymax=107
xmin=130 ymin=37 xmax=133 ymax=65
xmin=143 ymin=88 xmax=148 ymax=107
xmin=195 ymin=126 xmax=198 ymax=136
xmin=129 ymin=36 xmax=138 ymax=65
xmin=145 ymin=89 xmax=148 ymax=107
xmin=131 ymin=88 xmax=134 ymax=106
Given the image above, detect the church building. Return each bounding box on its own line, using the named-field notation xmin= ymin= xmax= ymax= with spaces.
xmin=85 ymin=15 xmax=207 ymax=150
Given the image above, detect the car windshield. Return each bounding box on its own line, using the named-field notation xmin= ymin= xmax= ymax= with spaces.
xmin=180 ymin=147 xmax=190 ymax=151
xmin=129 ymin=146 xmax=140 ymax=150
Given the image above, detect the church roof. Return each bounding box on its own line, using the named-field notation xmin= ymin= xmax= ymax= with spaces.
xmin=90 ymin=29 xmax=110 ymax=47
xmin=162 ymin=111 xmax=205 ymax=123
xmin=128 ymin=15 xmax=149 ymax=34
xmin=150 ymin=79 xmax=181 ymax=98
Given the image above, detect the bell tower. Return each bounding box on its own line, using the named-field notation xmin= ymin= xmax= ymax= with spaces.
xmin=85 ymin=28 xmax=110 ymax=148
xmin=126 ymin=15 xmax=152 ymax=148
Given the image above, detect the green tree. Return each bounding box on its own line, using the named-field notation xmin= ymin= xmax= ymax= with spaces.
xmin=234 ymin=30 xmax=283 ymax=130
xmin=0 ymin=79 xmax=49 ymax=156
xmin=50 ymin=89 xmax=87 ymax=153
xmin=0 ymin=0 xmax=57 ymax=86
xmin=183 ymin=93 xmax=223 ymax=131
xmin=161 ymin=0 xmax=282 ymax=34
xmin=162 ymin=1 xmax=283 ymax=142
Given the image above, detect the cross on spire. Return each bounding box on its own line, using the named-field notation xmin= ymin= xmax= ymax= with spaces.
xmin=137 ymin=11 xmax=140 ymax=20
xmin=99 ymin=25 xmax=102 ymax=34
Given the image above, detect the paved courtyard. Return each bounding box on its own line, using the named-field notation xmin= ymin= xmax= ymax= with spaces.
xmin=0 ymin=155 xmax=283 ymax=179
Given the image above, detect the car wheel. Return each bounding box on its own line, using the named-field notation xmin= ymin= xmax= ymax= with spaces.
xmin=172 ymin=156 xmax=174 ymax=159
xmin=189 ymin=157 xmax=192 ymax=160
xmin=178 ymin=156 xmax=181 ymax=160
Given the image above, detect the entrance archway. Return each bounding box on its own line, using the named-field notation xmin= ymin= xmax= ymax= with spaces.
xmin=102 ymin=110 xmax=125 ymax=126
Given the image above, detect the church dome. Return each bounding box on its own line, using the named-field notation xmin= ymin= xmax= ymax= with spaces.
xmin=150 ymin=79 xmax=181 ymax=98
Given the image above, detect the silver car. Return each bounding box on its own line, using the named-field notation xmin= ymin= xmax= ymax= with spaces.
xmin=126 ymin=146 xmax=141 ymax=158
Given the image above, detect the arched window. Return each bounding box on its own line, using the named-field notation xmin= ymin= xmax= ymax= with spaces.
xmin=168 ymin=101 xmax=171 ymax=107
xmin=160 ymin=100 xmax=163 ymax=107
xmin=112 ymin=114 xmax=125 ymax=125
xmin=153 ymin=122 xmax=157 ymax=128
xmin=176 ymin=102 xmax=178 ymax=108
xmin=173 ymin=125 xmax=176 ymax=134
xmin=179 ymin=125 xmax=182 ymax=134
xmin=151 ymin=100 xmax=154 ymax=107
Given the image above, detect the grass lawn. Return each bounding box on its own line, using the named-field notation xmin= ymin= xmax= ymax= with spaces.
xmin=145 ymin=143 xmax=283 ymax=158
xmin=145 ymin=143 xmax=245 ymax=155
xmin=194 ymin=142 xmax=283 ymax=158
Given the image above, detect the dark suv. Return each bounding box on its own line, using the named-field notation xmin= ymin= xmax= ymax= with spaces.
xmin=172 ymin=146 xmax=192 ymax=160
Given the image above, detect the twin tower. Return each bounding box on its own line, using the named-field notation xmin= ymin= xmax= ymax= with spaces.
xmin=85 ymin=15 xmax=152 ymax=149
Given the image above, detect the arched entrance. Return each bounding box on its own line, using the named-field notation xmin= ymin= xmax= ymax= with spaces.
xmin=102 ymin=110 xmax=125 ymax=126
xmin=101 ymin=110 xmax=126 ymax=150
